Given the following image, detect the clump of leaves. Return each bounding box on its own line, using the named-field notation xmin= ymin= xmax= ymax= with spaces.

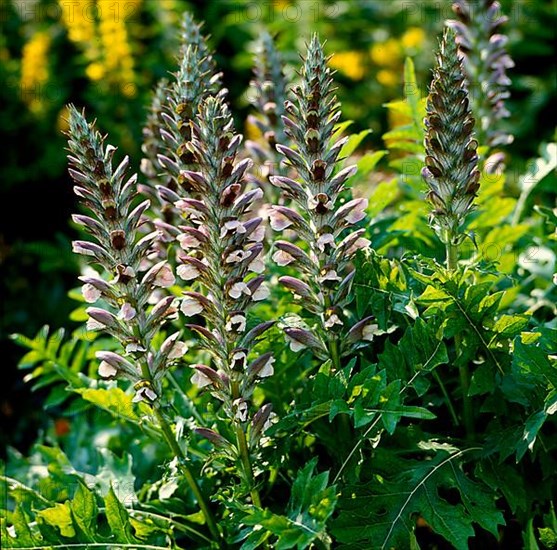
xmin=3 ymin=7 xmax=556 ymax=550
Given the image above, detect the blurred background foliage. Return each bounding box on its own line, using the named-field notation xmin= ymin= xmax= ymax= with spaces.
xmin=1 ymin=0 xmax=555 ymax=455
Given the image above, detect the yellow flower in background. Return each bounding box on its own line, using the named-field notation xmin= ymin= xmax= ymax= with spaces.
xmin=58 ymin=0 xmax=139 ymax=96
xmin=245 ymin=118 xmax=263 ymax=141
xmin=329 ymin=51 xmax=366 ymax=81
xmin=59 ymin=0 xmax=96 ymax=46
xmin=153 ymin=0 xmax=181 ymax=27
xmin=274 ymin=0 xmax=291 ymax=10
xmin=98 ymin=0 xmax=137 ymax=96
xmin=387 ymin=108 xmax=412 ymax=130
xmin=370 ymin=38 xmax=401 ymax=67
xmin=85 ymin=62 xmax=105 ymax=81
xmin=20 ymin=31 xmax=51 ymax=114
xmin=376 ymin=69 xmax=399 ymax=87
xmin=401 ymin=27 xmax=426 ymax=49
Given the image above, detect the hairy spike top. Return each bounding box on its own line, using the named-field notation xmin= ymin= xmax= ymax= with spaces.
xmin=447 ymin=0 xmax=514 ymax=148
xmin=66 ymin=106 xmax=183 ymax=403
xmin=422 ymin=28 xmax=480 ymax=257
xmin=139 ymin=13 xmax=222 ymax=258
xmin=271 ymin=35 xmax=371 ymax=367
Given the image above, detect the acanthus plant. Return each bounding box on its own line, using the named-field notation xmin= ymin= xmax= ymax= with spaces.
xmin=271 ymin=35 xmax=373 ymax=368
xmin=4 ymin=6 xmax=557 ymax=550
xmin=447 ymin=0 xmax=514 ymax=176
xmin=447 ymin=0 xmax=514 ymax=151
xmin=65 ymin=105 xmax=223 ymax=543
xmin=166 ymin=95 xmax=274 ymax=509
xmin=139 ymin=13 xmax=222 ymax=261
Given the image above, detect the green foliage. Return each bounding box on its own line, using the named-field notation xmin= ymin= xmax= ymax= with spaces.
xmin=333 ymin=445 xmax=504 ymax=550
xmin=3 ymin=3 xmax=556 ymax=550
xmin=236 ymin=459 xmax=337 ymax=549
xmin=0 ymin=449 xmax=176 ymax=549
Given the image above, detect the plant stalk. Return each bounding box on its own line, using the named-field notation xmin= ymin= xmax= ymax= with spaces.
xmin=432 ymin=370 xmax=460 ymax=427
xmin=446 ymin=239 xmax=474 ymax=439
xmin=153 ymin=407 xmax=222 ymax=545
xmin=327 ymin=329 xmax=353 ymax=444
xmin=231 ymin=380 xmax=263 ymax=508
xmin=445 ymin=240 xmax=459 ymax=271
xmin=235 ymin=424 xmax=262 ymax=507
xmin=329 ymin=337 xmax=341 ymax=372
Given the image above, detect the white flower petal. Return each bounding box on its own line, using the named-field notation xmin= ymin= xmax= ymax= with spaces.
xmin=118 ymin=302 xmax=136 ymax=321
xmin=347 ymin=237 xmax=371 ymax=255
xmin=126 ymin=342 xmax=146 ymax=354
xmin=269 ymin=210 xmax=292 ymax=231
xmin=180 ymin=296 xmax=204 ymax=317
xmin=98 ymin=360 xmax=117 ymax=378
xmin=154 ymin=264 xmax=175 ymax=288
xmin=226 ymin=314 xmax=247 ymax=333
xmin=362 ymin=323 xmax=379 ymax=341
xmin=191 ymin=370 xmax=212 ymax=389
xmin=324 ymin=313 xmax=343 ymax=329
xmin=258 ymin=356 xmax=275 ymax=378
xmin=319 ymin=270 xmax=342 ymax=283
xmin=229 ymin=282 xmax=251 ymax=299
xmin=225 ymin=250 xmax=248 ymax=264
xmin=272 ymin=249 xmax=295 ymax=267
xmin=132 ymin=386 xmax=158 ymax=402
xmin=177 ymin=264 xmax=201 ymax=280
xmin=177 ymin=233 xmax=201 ymax=249
xmin=234 ymin=399 xmax=249 ymax=422
xmin=248 ymin=256 xmax=266 ymax=273
xmin=317 ymin=233 xmax=336 ymax=252
xmin=82 ymin=283 xmax=101 ymax=303
xmin=86 ymin=318 xmax=105 ymax=331
xmin=168 ymin=341 xmax=188 ymax=360
xmin=252 ymin=284 xmax=270 ymax=301
xmin=286 ymin=335 xmax=307 ymax=352
xmin=249 ymin=226 xmax=266 ymax=242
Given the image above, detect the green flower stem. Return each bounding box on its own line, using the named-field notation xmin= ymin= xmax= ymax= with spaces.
xmin=324 ymin=297 xmax=352 ymax=443
xmin=432 ymin=370 xmax=459 ymax=427
xmin=446 ymin=241 xmax=459 ymax=271
xmin=329 ymin=337 xmax=341 ymax=372
xmin=153 ymin=406 xmax=223 ymax=546
xmin=235 ymin=424 xmax=262 ymax=508
xmin=445 ymin=240 xmax=474 ymax=439
xmin=457 ymin=357 xmax=474 ymax=439
xmin=231 ymin=380 xmax=263 ymax=508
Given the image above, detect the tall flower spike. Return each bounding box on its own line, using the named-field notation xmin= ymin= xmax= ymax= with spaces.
xmin=177 ymin=95 xmax=272 ymax=503
xmin=271 ymin=35 xmax=371 ymax=366
xmin=66 ymin=106 xmax=184 ymax=402
xmin=422 ymin=27 xmax=480 ymax=269
xmin=139 ymin=13 xmax=222 ymax=254
xmin=158 ymin=12 xmax=223 ymax=187
xmin=447 ymin=0 xmax=514 ymax=149
xmin=246 ymin=31 xmax=290 ymax=195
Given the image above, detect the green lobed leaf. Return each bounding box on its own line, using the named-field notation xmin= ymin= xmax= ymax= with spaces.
xmin=366 ymin=177 xmax=399 ymax=219
xmin=239 ymin=459 xmax=337 ymax=549
xmin=70 ymin=481 xmax=98 ymax=541
xmin=339 ymin=129 xmax=372 ymax=159
xmin=332 ymin=446 xmax=504 ymax=550
xmin=37 ymin=501 xmax=76 ymax=538
xmin=104 ymin=485 xmax=139 ymax=544
xmin=75 ymin=387 xmax=140 ymax=423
